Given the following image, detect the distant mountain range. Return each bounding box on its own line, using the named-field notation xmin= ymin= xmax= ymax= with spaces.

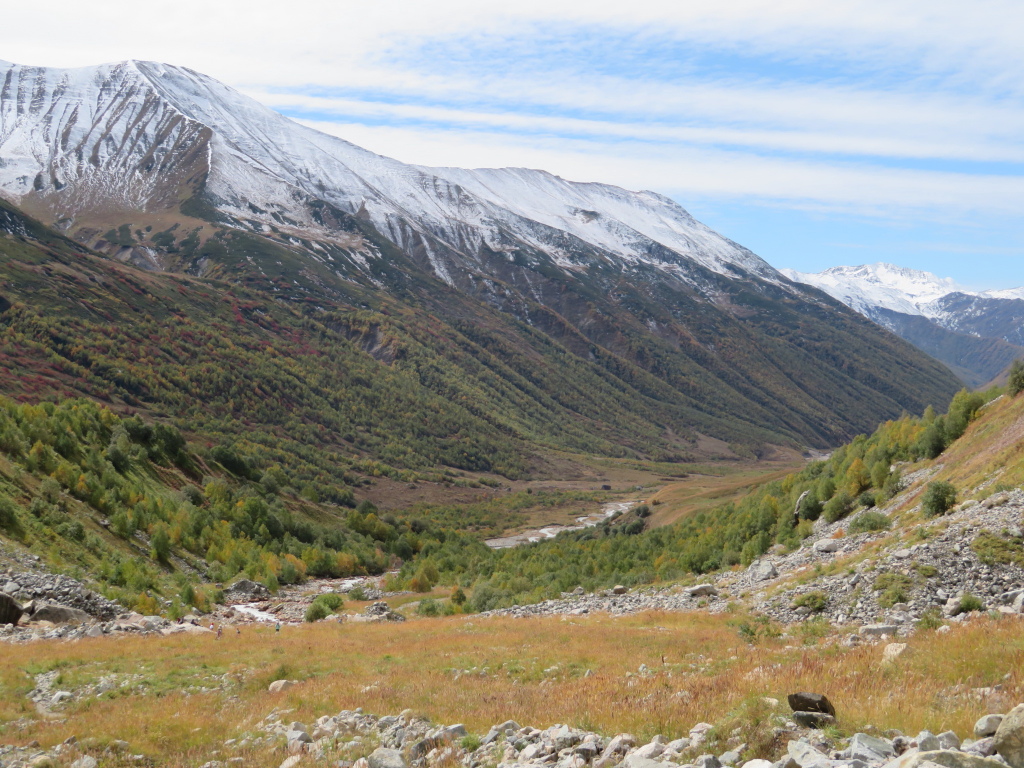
xmin=0 ymin=59 xmax=963 ymax=472
xmin=782 ymin=264 xmax=1024 ymax=387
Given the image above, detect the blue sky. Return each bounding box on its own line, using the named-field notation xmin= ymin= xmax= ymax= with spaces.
xmin=3 ymin=1 xmax=1023 ymax=288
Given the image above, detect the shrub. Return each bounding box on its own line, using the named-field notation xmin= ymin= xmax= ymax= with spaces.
xmin=848 ymin=510 xmax=891 ymax=534
xmin=417 ymin=598 xmax=441 ymax=616
xmin=922 ymin=481 xmax=956 ymax=517
xmin=874 ymin=572 xmax=914 ymax=608
xmin=450 ymin=586 xmax=467 ymax=605
xmin=461 ymin=735 xmax=482 ymax=752
xmin=857 ymin=491 xmax=876 ymax=509
xmin=959 ymin=593 xmax=984 ymax=613
xmin=634 ymin=504 xmax=651 ymax=518
xmin=0 ymin=494 xmax=22 ymax=535
xmin=304 ymin=601 xmax=330 ymax=622
xmin=798 ymin=490 xmax=822 ymax=521
xmin=917 ymin=607 xmax=943 ymax=630
xmin=348 ymin=586 xmax=368 ymax=601
xmin=823 ymin=491 xmax=854 ymax=523
xmin=313 ymin=592 xmax=344 ymax=611
xmin=1010 ymin=359 xmax=1024 ymax=396
xmin=792 ymin=591 xmax=828 ymax=613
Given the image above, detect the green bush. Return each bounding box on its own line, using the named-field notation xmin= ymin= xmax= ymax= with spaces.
xmin=348 ymin=586 xmax=368 ymax=601
xmin=792 ymin=591 xmax=828 ymax=613
xmin=823 ymin=491 xmax=854 ymax=523
xmin=857 ymin=491 xmax=876 ymax=508
xmin=417 ymin=598 xmax=441 ymax=616
xmin=304 ymin=602 xmax=329 ymax=622
xmin=917 ymin=607 xmax=943 ymax=630
xmin=922 ymin=481 xmax=956 ymax=517
xmin=848 ymin=510 xmax=891 ymax=534
xmin=958 ymin=593 xmax=984 ymax=613
xmin=874 ymin=572 xmax=914 ymax=608
xmin=1010 ymin=360 xmax=1024 ymax=396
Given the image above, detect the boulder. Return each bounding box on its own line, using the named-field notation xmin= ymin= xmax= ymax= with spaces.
xmin=917 ymin=733 xmax=940 ymax=752
xmin=749 ymin=560 xmax=778 ymax=581
xmin=787 ymin=741 xmax=830 ymax=768
xmin=613 ymin=585 xmax=628 ymax=595
xmin=368 ymin=747 xmax=408 ymax=768
xmin=845 ymin=733 xmax=895 ymax=762
xmin=793 ymin=712 xmax=835 ymax=729
xmin=937 ymin=732 xmax=961 ymax=751
xmin=695 ymin=756 xmax=722 ymax=768
xmin=887 ymin=750 xmax=1007 ymax=768
xmin=0 ymin=592 xmax=23 ymax=626
xmin=994 ymin=705 xmax=1024 ymax=768
xmin=224 ymin=579 xmax=271 ymax=602
xmin=686 ymin=585 xmax=718 ymax=598
xmin=623 ymin=756 xmax=667 ymax=768
xmin=742 ymin=761 xmax=774 ymax=768
xmin=813 ymin=539 xmax=841 ymax=554
xmin=975 ymin=715 xmax=1005 ymax=739
xmin=268 ymin=679 xmax=295 ymax=694
xmin=788 ymin=693 xmax=836 ymax=717
xmin=70 ymin=758 xmax=98 ymax=768
xmin=31 ymin=603 xmax=92 ymax=624
xmin=861 ymin=624 xmax=900 ymax=637
xmin=883 ymin=644 xmax=912 ymax=663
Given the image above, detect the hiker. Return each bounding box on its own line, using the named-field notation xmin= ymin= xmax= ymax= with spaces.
xmin=275 ymin=621 xmax=281 ymax=633
xmin=216 ymin=625 xmax=223 ymax=640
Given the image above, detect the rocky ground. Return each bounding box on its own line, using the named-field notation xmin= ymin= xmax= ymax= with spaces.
xmin=5 ymin=691 xmax=1023 ymax=768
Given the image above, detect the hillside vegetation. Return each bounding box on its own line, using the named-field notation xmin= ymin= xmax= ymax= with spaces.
xmin=406 ymin=386 xmax=1011 ymax=611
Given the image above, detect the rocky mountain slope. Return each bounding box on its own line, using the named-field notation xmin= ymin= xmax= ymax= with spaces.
xmin=0 ymin=60 xmax=963 ymax=457
xmin=783 ymin=264 xmax=1024 ymax=387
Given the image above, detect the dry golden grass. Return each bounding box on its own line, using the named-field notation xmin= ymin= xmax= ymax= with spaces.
xmin=1 ymin=609 xmax=1021 ymax=767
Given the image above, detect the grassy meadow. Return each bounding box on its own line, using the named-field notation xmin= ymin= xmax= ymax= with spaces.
xmin=1 ymin=609 xmax=1021 ymax=767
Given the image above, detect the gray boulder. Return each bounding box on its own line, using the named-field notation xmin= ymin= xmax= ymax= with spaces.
xmin=813 ymin=539 xmax=841 ymax=554
xmin=32 ymin=603 xmax=92 ymax=624
xmin=0 ymin=592 xmax=23 ymax=626
xmin=995 ymin=704 xmax=1024 ymax=768
xmin=787 ymin=741 xmax=830 ymax=768
xmin=224 ymin=579 xmax=270 ymax=602
xmin=845 ymin=733 xmax=895 ymax=762
xmin=368 ymin=748 xmax=408 ymax=768
xmin=788 ymin=693 xmax=836 ymax=717
xmin=686 ymin=585 xmax=718 ymax=598
xmin=749 ymin=560 xmax=778 ymax=581
xmin=976 ymin=716 xmax=1005 ymax=739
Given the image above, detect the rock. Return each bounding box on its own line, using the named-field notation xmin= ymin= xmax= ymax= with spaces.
xmin=632 ymin=741 xmax=665 ymax=760
xmin=750 ymin=560 xmax=778 ymax=581
xmin=280 ymin=758 xmax=303 ymax=768
xmin=720 ymin=749 xmax=742 ymax=765
xmin=788 ymin=693 xmax=836 ymax=717
xmin=686 ymin=585 xmax=718 ymax=598
xmin=965 ymin=739 xmax=996 ymax=758
xmin=889 ymin=750 xmax=1007 ymax=768
xmin=695 ymin=756 xmax=722 ymax=768
xmin=31 ymin=603 xmax=92 ymax=625
xmin=787 ymin=741 xmax=830 ymax=768
xmin=917 ymin=733 xmax=940 ymax=752
xmin=363 ymin=602 xmax=405 ymax=622
xmin=224 ymin=579 xmax=271 ymax=602
xmin=30 ymin=758 xmax=57 ymax=768
xmin=51 ymin=691 xmax=73 ymax=705
xmin=976 ymin=716 xmax=1005 ymax=739
xmin=613 ymin=585 xmax=628 ymax=595
xmin=862 ymin=624 xmax=900 ymax=637
xmin=624 ymin=756 xmax=667 ymax=768
xmin=994 ymin=703 xmax=1024 ymax=768
xmin=883 ymin=644 xmax=912 ymax=663
xmin=846 ymin=734 xmax=895 ymax=762
xmin=742 ymin=761 xmax=775 ymax=768
xmin=0 ymin=592 xmax=23 ymax=625
xmin=70 ymin=758 xmax=98 ymax=768
xmin=368 ymin=748 xmax=407 ymax=768
xmin=268 ymin=680 xmax=295 ymax=694
xmin=813 ymin=539 xmax=841 ymax=553
xmin=792 ymin=712 xmax=835 ymax=729
xmin=443 ymin=724 xmax=468 ymax=739
xmin=937 ymin=733 xmax=961 ymax=751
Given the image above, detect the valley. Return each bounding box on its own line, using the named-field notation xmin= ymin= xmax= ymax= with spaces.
xmin=0 ymin=52 xmax=1023 ymax=768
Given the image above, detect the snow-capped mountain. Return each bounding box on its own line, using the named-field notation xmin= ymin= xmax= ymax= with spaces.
xmin=781 ymin=263 xmax=1024 ymax=320
xmin=0 ymin=58 xmax=777 ymax=290
xmin=783 ymin=263 xmax=1024 ymax=387
xmin=0 ymin=58 xmax=968 ymax=447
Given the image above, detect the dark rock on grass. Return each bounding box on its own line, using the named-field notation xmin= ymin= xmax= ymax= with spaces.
xmin=793 ymin=711 xmax=836 ymax=729
xmin=788 ymin=692 xmax=836 ymax=717
xmin=0 ymin=592 xmax=23 ymax=626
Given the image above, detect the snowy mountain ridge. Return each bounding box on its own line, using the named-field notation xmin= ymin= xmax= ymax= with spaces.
xmin=781 ymin=263 xmax=1024 ymax=320
xmin=0 ymin=58 xmax=778 ymax=289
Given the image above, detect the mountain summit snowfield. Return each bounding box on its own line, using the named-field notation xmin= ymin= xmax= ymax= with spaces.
xmin=0 ymin=58 xmax=778 ymax=289
xmin=784 ymin=263 xmax=1024 ymax=387
xmin=781 ymin=263 xmax=1024 ymax=320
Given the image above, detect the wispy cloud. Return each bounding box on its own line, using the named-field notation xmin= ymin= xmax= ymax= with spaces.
xmin=2 ymin=0 xmax=1022 ymax=280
